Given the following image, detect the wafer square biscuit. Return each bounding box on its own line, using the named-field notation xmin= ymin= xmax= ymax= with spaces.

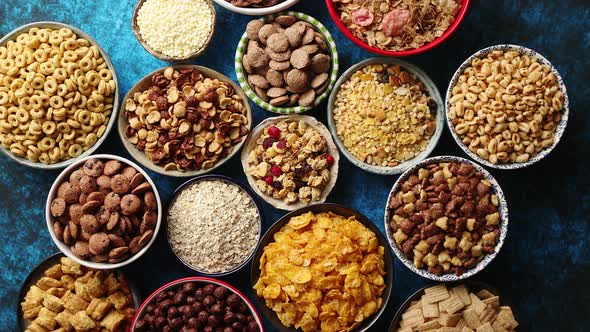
xmin=397 ymin=327 xmax=413 ymax=332
xmin=479 ymin=306 xmax=498 ymax=324
xmin=417 ymin=320 xmax=442 ymax=331
xmin=462 ymin=309 xmax=482 ymax=329
xmin=440 ymin=294 xmax=466 ymax=314
xmin=491 ymin=321 xmax=509 ymax=332
xmin=451 ymin=285 xmax=472 ymax=305
xmin=476 ymin=289 xmax=495 ymax=300
xmin=456 ymin=318 xmax=467 ymax=329
xmin=482 ymin=296 xmax=500 ymax=309
xmin=439 ymin=313 xmax=462 ymax=327
xmin=421 ymin=295 xmax=440 ymax=318
xmin=461 ymin=327 xmax=475 ymax=332
xmin=476 ymin=322 xmax=494 ymax=332
xmin=440 ymin=328 xmax=462 ymax=332
xmin=424 ymin=285 xmax=450 ymax=304
xmin=467 ymin=293 xmax=487 ymax=315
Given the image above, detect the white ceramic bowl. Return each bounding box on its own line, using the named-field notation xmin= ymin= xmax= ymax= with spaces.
xmin=327 ymin=57 xmax=444 ymax=175
xmin=384 ymin=155 xmax=509 ymax=281
xmin=445 ymin=44 xmax=570 ymax=169
xmin=0 ymin=21 xmax=119 ymax=170
xmin=46 ymin=154 xmax=162 ymax=269
xmin=213 ymin=0 xmax=299 ymax=16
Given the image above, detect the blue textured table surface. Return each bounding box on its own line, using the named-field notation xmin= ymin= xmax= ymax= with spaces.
xmin=1 ymin=1 xmax=589 ymax=331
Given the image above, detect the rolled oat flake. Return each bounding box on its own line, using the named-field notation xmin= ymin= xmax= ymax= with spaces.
xmin=168 ymin=180 xmax=260 ymax=273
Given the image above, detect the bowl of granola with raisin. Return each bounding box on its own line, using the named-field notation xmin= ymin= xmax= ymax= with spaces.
xmin=241 ymin=115 xmax=339 ymax=211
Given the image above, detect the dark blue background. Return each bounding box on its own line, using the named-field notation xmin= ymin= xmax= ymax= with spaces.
xmin=1 ymin=1 xmax=589 ymax=331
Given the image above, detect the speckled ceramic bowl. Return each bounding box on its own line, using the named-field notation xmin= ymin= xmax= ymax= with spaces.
xmin=446 ymin=44 xmax=570 ymax=169
xmin=166 ymin=174 xmax=263 ymax=277
xmin=213 ymin=0 xmax=299 ymax=16
xmin=235 ymin=11 xmax=339 ymax=114
xmin=251 ymin=203 xmax=393 ymax=332
xmin=0 ymin=21 xmax=119 ymax=170
xmin=131 ymin=277 xmax=265 ymax=331
xmin=327 ymin=57 xmax=444 ymax=175
xmin=18 ymin=253 xmax=142 ymax=331
xmin=384 ymin=155 xmax=509 ymax=282
xmin=46 ymin=154 xmax=163 ymax=270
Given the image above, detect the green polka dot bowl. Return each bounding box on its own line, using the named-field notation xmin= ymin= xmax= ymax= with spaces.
xmin=235 ymin=11 xmax=339 ymax=114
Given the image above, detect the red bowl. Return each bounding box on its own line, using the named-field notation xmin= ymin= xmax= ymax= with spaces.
xmin=325 ymin=0 xmax=471 ymax=57
xmin=131 ymin=277 xmax=265 ymax=331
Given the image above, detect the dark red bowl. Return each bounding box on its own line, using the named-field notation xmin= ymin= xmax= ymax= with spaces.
xmin=325 ymin=0 xmax=471 ymax=57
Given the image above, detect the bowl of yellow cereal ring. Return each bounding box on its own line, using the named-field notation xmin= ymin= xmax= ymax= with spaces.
xmin=0 ymin=21 xmax=119 ymax=169
xmin=118 ymin=65 xmax=252 ymax=177
xmin=327 ymin=57 xmax=444 ymax=175
xmin=446 ymin=45 xmax=569 ymax=169
xmin=251 ymin=203 xmax=393 ymax=332
xmin=241 ymin=114 xmax=340 ymax=211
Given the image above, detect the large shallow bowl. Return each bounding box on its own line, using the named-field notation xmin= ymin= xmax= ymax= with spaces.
xmin=118 ymin=65 xmax=252 ymax=177
xmin=251 ymin=203 xmax=394 ymax=332
xmin=46 ymin=154 xmax=163 ymax=270
xmin=0 ymin=21 xmax=119 ymax=170
xmin=214 ymin=0 xmax=299 ymax=16
xmin=446 ymin=44 xmax=570 ymax=169
xmin=132 ymin=0 xmax=216 ymax=62
xmin=325 ymin=0 xmax=470 ymax=57
xmin=166 ymin=174 xmax=264 ymax=277
xmin=235 ymin=11 xmax=339 ymax=114
xmin=131 ymin=277 xmax=265 ymax=331
xmin=240 ymin=115 xmax=340 ymax=211
xmin=327 ymin=57 xmax=444 ymax=175
xmin=17 ymin=252 xmax=142 ymax=331
xmin=387 ymin=280 xmax=521 ymax=331
xmin=384 ymin=155 xmax=509 ymax=281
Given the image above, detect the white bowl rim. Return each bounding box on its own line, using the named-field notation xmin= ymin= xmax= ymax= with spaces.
xmin=383 ymin=155 xmax=509 ymax=281
xmin=327 ymin=57 xmax=444 ymax=175
xmin=0 ymin=21 xmax=120 ymax=170
xmin=212 ymin=0 xmax=300 ymax=16
xmin=445 ymin=44 xmax=570 ymax=170
xmin=45 ymin=154 xmax=163 ymax=270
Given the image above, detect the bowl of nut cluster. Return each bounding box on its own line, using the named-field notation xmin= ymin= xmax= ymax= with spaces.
xmin=251 ymin=203 xmax=393 ymax=332
xmin=46 ymin=155 xmax=162 ymax=269
xmin=118 ymin=65 xmax=252 ymax=177
xmin=166 ymin=175 xmax=263 ymax=276
xmin=328 ymin=57 xmax=444 ymax=175
xmin=235 ymin=12 xmax=339 ymax=114
xmin=241 ymin=115 xmax=339 ymax=211
xmin=326 ymin=0 xmax=470 ymax=56
xmin=213 ymin=0 xmax=299 ymax=16
xmin=446 ymin=45 xmax=569 ymax=169
xmin=131 ymin=277 xmax=263 ymax=331
xmin=389 ymin=282 xmax=519 ymax=331
xmin=384 ymin=156 xmax=509 ymax=281
xmin=0 ymin=21 xmax=118 ymax=169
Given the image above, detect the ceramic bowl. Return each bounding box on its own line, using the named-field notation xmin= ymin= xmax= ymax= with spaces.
xmin=235 ymin=11 xmax=339 ymax=114
xmin=132 ymin=0 xmax=216 ymax=62
xmin=240 ymin=115 xmax=340 ymax=211
xmin=251 ymin=203 xmax=394 ymax=332
xmin=166 ymin=174 xmax=263 ymax=277
xmin=325 ymin=0 xmax=470 ymax=57
xmin=131 ymin=277 xmax=265 ymax=331
xmin=213 ymin=0 xmax=299 ymax=16
xmin=46 ymin=154 xmax=163 ymax=270
xmin=18 ymin=252 xmax=142 ymax=331
xmin=118 ymin=65 xmax=252 ymax=177
xmin=327 ymin=57 xmax=444 ymax=175
xmin=0 ymin=21 xmax=119 ymax=170
xmin=445 ymin=44 xmax=570 ymax=169
xmin=384 ymin=155 xmax=509 ymax=281
xmin=387 ymin=280 xmax=521 ymax=331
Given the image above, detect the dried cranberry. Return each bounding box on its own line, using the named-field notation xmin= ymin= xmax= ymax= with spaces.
xmin=264 ymin=176 xmax=273 ymax=185
xmin=271 ymin=165 xmax=282 ymax=177
xmin=262 ymin=137 xmax=276 ymax=150
xmin=276 ymin=140 xmax=287 ymax=149
xmin=325 ymin=154 xmax=335 ymax=166
xmin=267 ymin=126 xmax=281 ymax=139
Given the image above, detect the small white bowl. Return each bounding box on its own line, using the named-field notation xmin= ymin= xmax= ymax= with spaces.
xmin=445 ymin=44 xmax=570 ymax=169
xmin=384 ymin=155 xmax=509 ymax=281
xmin=327 ymin=57 xmax=444 ymax=175
xmin=46 ymin=154 xmax=163 ymax=270
xmin=213 ymin=0 xmax=299 ymax=16
xmin=0 ymin=21 xmax=119 ymax=170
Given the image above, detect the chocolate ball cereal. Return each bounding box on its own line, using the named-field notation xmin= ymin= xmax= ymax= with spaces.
xmin=241 ymin=16 xmax=332 ymax=108
xmin=50 ymin=158 xmax=159 ymax=264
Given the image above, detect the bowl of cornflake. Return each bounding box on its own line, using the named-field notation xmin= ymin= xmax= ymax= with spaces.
xmin=326 ymin=0 xmax=470 ymax=56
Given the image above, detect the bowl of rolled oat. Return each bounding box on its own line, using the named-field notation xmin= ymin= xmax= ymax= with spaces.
xmin=213 ymin=0 xmax=299 ymax=16
xmin=241 ymin=115 xmax=340 ymax=211
xmin=118 ymin=65 xmax=252 ymax=177
xmin=235 ymin=12 xmax=339 ymax=114
xmin=446 ymin=45 xmax=569 ymax=169
xmin=325 ymin=0 xmax=470 ymax=56
xmin=166 ymin=175 xmax=263 ymax=276
xmin=327 ymin=57 xmax=444 ymax=175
